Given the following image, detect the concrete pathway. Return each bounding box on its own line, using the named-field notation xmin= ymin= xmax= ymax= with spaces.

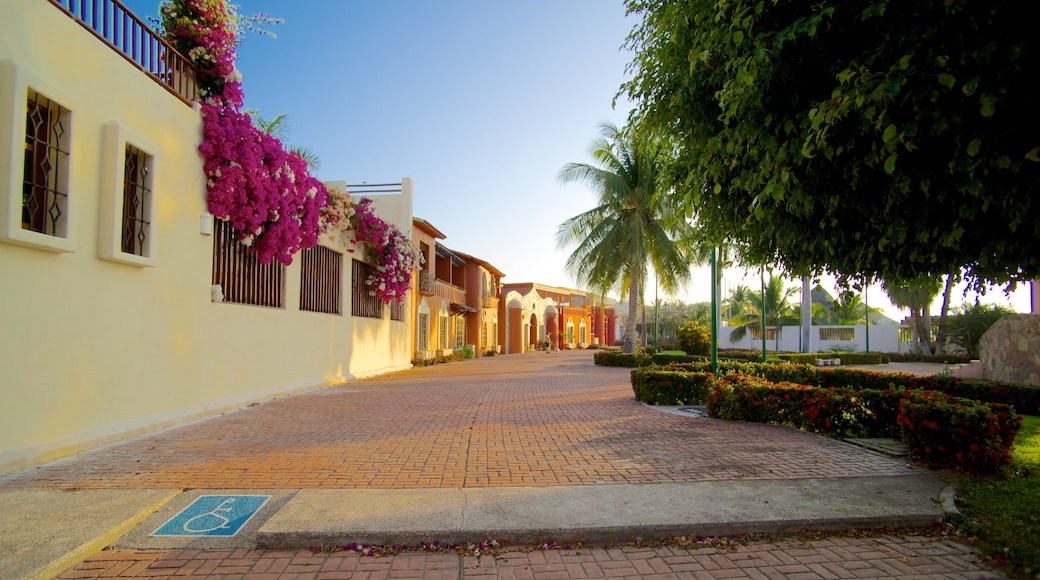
xmin=0 ymin=351 xmax=1002 ymax=578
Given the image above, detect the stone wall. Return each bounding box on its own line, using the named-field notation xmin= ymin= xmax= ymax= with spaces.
xmin=981 ymin=314 xmax=1040 ymax=386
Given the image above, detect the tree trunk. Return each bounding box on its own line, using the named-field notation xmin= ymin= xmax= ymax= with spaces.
xmin=933 ymin=274 xmax=955 ymax=355
xmin=623 ymin=275 xmax=639 ymax=353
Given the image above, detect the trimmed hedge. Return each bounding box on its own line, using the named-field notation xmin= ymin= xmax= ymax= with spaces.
xmin=660 ymin=361 xmax=1040 ymax=415
xmin=593 ymin=350 xmax=651 ymax=367
xmin=631 ymin=368 xmax=715 ymax=406
xmin=886 ymin=352 xmax=973 ymax=364
xmin=632 ymin=366 xmax=1023 ymax=472
xmin=776 ymin=352 xmax=889 ymax=365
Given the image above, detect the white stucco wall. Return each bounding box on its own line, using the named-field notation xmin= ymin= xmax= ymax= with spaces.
xmin=0 ymin=2 xmax=411 ymax=475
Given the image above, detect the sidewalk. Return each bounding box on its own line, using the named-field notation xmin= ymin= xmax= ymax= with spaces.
xmin=0 ymin=351 xmax=1001 ymax=578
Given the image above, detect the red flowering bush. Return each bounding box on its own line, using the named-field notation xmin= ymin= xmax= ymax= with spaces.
xmin=898 ymin=391 xmax=1022 ymax=472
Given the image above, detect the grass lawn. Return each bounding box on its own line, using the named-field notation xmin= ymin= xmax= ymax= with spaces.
xmin=951 ymin=414 xmax=1040 ymax=578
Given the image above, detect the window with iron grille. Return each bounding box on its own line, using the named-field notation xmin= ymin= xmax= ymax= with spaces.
xmin=481 ymin=314 xmax=488 ymax=348
xmin=300 ymin=245 xmax=342 ymax=314
xmin=579 ymin=320 xmax=587 ymax=344
xmin=820 ymin=327 xmax=856 ymax=341
xmin=351 ymin=259 xmax=383 ymax=318
xmin=455 ymin=316 xmax=466 ymax=349
xmin=212 ymin=219 xmax=284 ymax=307
xmin=22 ymin=90 xmax=70 ymax=238
xmin=566 ymin=320 xmax=575 ymax=343
xmin=417 ymin=312 xmax=430 ymax=350
xmin=390 ymin=299 xmax=404 ymax=321
xmin=121 ymin=144 xmax=152 ymax=256
xmin=438 ymin=306 xmax=449 ymax=349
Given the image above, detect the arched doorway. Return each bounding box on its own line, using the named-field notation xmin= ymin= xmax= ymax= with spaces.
xmin=529 ymin=313 xmax=538 ymax=350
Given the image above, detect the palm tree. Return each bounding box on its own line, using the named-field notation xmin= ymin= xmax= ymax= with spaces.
xmin=884 ymin=276 xmax=941 ymax=355
xmin=251 ymin=112 xmax=321 ymax=171
xmin=726 ymin=275 xmax=799 ymax=349
xmin=556 ymin=122 xmax=694 ymax=353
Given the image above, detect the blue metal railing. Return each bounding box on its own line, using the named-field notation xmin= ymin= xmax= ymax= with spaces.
xmin=48 ymin=0 xmax=198 ymax=105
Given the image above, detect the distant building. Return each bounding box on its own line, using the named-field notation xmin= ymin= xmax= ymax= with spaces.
xmin=499 ymin=283 xmax=616 ymax=353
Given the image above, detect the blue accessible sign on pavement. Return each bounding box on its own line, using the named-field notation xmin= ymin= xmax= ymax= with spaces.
xmin=151 ymin=495 xmax=270 ymax=537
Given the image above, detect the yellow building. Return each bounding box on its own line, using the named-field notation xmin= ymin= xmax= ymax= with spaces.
xmin=0 ymin=1 xmax=412 ymax=475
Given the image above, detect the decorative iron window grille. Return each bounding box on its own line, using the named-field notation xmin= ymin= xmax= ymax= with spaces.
xmin=390 ymin=299 xmax=404 ymax=321
xmin=22 ymin=91 xmax=70 ymax=237
xmin=455 ymin=316 xmax=466 ymax=349
xmin=351 ymin=259 xmax=383 ymax=318
xmin=120 ymin=144 xmax=151 ymax=256
xmin=212 ymin=219 xmax=284 ymax=307
xmin=300 ymin=245 xmax=342 ymax=315
xmin=820 ymin=327 xmax=856 ymax=341
xmin=438 ymin=312 xmax=449 ymax=349
xmin=417 ymin=312 xmax=430 ymax=350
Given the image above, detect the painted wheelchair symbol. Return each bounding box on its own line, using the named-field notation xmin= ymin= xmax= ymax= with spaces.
xmin=181 ymin=496 xmax=237 ymax=533
xmin=151 ymin=495 xmax=271 ymax=537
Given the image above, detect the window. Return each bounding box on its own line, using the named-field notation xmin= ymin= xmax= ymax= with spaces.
xmin=417 ymin=298 xmax=430 ymax=351
xmin=481 ymin=313 xmax=488 ymax=347
xmin=352 ymin=259 xmax=383 ymax=318
xmin=455 ymin=316 xmax=466 ymax=349
xmin=438 ymin=303 xmax=449 ymax=350
xmin=417 ymin=312 xmax=430 ymax=350
xmin=22 ymin=90 xmax=70 ymax=238
xmin=492 ymin=315 xmax=498 ymax=348
xmin=300 ymin=245 xmax=342 ymax=314
xmin=820 ymin=327 xmax=856 ymax=341
xmin=565 ymin=320 xmax=575 ymax=344
xmin=120 ymin=144 xmax=152 ymax=256
xmin=212 ymin=219 xmax=284 ymax=307
xmin=579 ymin=320 xmax=587 ymax=344
xmin=390 ymin=299 xmax=404 ymax=321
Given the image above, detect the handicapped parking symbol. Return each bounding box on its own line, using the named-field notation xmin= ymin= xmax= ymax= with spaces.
xmin=152 ymin=495 xmax=270 ymax=537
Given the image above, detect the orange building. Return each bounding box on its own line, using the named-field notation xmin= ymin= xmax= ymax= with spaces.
xmin=499 ymin=283 xmax=616 ymax=353
xmin=411 ymin=218 xmax=504 ymax=360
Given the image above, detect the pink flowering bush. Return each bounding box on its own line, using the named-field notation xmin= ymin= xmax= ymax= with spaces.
xmin=350 ymin=198 xmax=415 ymax=304
xmin=161 ymin=0 xmax=331 ymax=265
xmin=319 ymin=185 xmax=355 ymax=236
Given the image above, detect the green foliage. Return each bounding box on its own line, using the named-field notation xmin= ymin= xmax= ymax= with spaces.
xmin=650 ymin=353 xmax=707 ymax=366
xmin=952 ymin=416 xmax=1040 ymax=577
xmin=631 ymin=368 xmax=716 ymax=406
xmin=885 ymin=352 xmax=972 ymax=364
xmin=622 ymin=0 xmax=1040 ymax=288
xmin=897 ymin=391 xmax=1021 ymax=471
xmin=946 ymin=303 xmax=1016 ymax=358
xmin=676 ymin=322 xmax=711 ymax=356
xmin=775 ymin=352 xmax=887 ymax=365
xmin=593 ymin=350 xmax=652 ymax=367
xmin=556 ymin=122 xmax=697 ymax=352
xmin=411 ymin=351 xmax=467 ymax=367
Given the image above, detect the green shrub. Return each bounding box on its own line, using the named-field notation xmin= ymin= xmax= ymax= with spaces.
xmin=677 ymin=322 xmax=711 ymax=356
xmin=898 ymin=391 xmax=1022 ymax=471
xmin=776 ymin=352 xmax=887 ymax=365
xmin=650 ymin=353 xmax=708 ymax=366
xmin=631 ymin=368 xmax=716 ymax=405
xmin=593 ymin=350 xmax=652 ymax=367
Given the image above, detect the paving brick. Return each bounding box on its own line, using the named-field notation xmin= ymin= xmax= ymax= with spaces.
xmin=23 ymin=352 xmax=1000 ymax=580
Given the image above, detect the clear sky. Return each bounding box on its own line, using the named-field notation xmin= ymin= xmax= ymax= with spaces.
xmin=126 ymin=0 xmax=1033 ymax=320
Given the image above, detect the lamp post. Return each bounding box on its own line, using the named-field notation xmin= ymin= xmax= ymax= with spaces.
xmin=710 ymin=247 xmax=718 ymax=374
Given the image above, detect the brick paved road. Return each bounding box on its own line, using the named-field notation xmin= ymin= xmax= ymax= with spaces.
xmin=1 ymin=351 xmax=1001 ymax=578
xmin=1 ymin=351 xmax=925 ymax=490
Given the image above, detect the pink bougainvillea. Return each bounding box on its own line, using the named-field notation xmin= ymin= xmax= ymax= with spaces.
xmin=161 ymin=0 xmax=329 ymax=265
xmin=350 ymin=198 xmax=415 ymax=304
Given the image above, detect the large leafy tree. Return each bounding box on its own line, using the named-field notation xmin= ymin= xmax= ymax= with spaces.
xmin=622 ymin=0 xmax=1038 ymax=289
xmin=557 ymin=123 xmax=694 ymax=353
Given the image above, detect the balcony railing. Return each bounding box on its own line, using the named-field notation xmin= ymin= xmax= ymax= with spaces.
xmin=49 ymin=0 xmax=198 ymax=106
xmin=417 ymin=270 xmax=436 ymax=295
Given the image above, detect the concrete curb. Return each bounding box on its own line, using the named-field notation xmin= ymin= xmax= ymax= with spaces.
xmin=256 ymin=475 xmax=946 ymax=548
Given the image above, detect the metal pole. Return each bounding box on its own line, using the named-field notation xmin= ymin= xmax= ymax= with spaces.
xmin=760 ymin=267 xmax=767 ymax=362
xmin=654 ymin=277 xmax=659 ymax=352
xmin=864 ymin=279 xmax=871 ymax=353
xmin=710 ymin=247 xmax=718 ymax=374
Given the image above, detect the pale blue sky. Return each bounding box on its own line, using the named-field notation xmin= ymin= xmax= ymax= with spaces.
xmin=126 ymin=0 xmax=1031 ymax=318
